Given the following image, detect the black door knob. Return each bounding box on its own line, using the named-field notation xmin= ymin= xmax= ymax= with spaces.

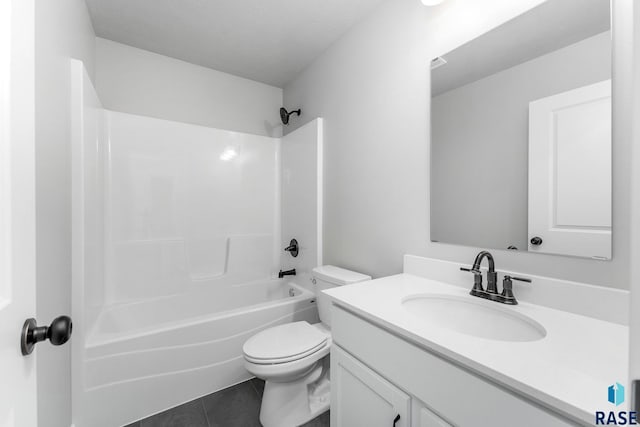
xmin=21 ymin=315 xmax=72 ymax=356
xmin=530 ymin=236 xmax=543 ymax=246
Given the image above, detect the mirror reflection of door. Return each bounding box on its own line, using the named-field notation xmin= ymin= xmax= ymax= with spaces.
xmin=528 ymin=81 xmax=611 ymax=259
xmin=429 ymin=0 xmax=612 ymax=259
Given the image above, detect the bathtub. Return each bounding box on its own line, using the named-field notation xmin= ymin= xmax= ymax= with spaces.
xmin=76 ymin=279 xmax=318 ymax=427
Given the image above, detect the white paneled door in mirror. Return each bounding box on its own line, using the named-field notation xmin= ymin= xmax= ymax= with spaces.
xmin=528 ymin=80 xmax=611 ymax=259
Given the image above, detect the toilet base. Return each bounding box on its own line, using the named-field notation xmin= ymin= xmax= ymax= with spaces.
xmin=259 ymin=357 xmax=330 ymax=427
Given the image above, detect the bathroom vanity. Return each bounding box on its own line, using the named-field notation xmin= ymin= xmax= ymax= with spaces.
xmin=325 ymin=256 xmax=628 ymax=427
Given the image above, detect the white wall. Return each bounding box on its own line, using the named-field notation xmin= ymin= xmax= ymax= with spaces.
xmin=283 ymin=0 xmax=633 ymax=290
xmin=34 ymin=1 xmax=96 ymax=426
xmin=95 ymin=38 xmax=284 ymax=137
xmin=431 ymin=31 xmax=611 ymax=250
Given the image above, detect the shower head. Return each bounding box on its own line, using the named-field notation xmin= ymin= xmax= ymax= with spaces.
xmin=280 ymin=107 xmax=301 ymax=125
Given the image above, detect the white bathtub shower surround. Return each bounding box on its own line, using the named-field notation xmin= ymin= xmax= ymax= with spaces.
xmin=71 ymin=59 xmax=107 ymax=427
xmin=81 ymin=280 xmax=317 ymax=427
xmin=106 ymin=111 xmax=280 ymax=304
xmin=280 ymin=119 xmax=324 ymax=275
xmin=86 ymin=279 xmax=309 ymax=349
xmin=71 ymin=60 xmax=106 ymax=331
xmin=71 ymin=62 xmax=326 ymax=427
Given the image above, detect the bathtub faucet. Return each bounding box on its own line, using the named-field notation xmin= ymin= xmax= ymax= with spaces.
xmin=278 ymin=269 xmax=296 ymax=278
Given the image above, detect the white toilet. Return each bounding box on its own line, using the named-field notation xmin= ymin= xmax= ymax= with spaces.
xmin=243 ymin=265 xmax=370 ymax=427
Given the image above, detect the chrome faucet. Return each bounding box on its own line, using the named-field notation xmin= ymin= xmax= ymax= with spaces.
xmin=461 ymin=251 xmax=531 ymax=305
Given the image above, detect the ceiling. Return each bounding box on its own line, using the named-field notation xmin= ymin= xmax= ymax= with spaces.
xmin=85 ymin=0 xmax=385 ymax=88
xmin=432 ymin=0 xmax=610 ymax=96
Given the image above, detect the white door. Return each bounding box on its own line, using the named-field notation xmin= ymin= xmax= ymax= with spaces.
xmin=628 ymin=0 xmax=640 ymax=415
xmin=528 ymin=80 xmax=612 ymax=259
xmin=0 ymin=0 xmax=38 ymax=426
xmin=331 ymin=346 xmax=410 ymax=427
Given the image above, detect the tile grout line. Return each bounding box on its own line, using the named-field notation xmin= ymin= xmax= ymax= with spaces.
xmin=249 ymin=378 xmax=261 ymax=397
xmin=201 ymin=397 xmax=212 ymax=427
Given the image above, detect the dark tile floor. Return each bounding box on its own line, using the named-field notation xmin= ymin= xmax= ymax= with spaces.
xmin=124 ymin=378 xmax=330 ymax=427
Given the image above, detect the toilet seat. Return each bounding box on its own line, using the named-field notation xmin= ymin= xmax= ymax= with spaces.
xmin=243 ymin=321 xmax=329 ymax=365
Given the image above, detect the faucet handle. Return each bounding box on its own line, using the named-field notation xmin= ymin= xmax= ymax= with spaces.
xmin=499 ymin=275 xmax=530 ymax=305
xmin=461 ymin=266 xmax=484 ymax=294
xmin=508 ymin=275 xmax=531 ymax=283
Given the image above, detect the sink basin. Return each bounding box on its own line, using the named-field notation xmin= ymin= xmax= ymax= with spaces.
xmin=401 ymin=294 xmax=546 ymax=342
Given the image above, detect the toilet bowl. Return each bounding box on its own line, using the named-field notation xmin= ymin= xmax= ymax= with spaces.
xmin=243 ymin=265 xmax=370 ymax=427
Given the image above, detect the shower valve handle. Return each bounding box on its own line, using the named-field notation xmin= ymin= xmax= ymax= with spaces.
xmin=284 ymin=238 xmax=299 ymax=257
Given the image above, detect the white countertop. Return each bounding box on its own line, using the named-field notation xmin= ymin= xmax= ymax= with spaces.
xmin=324 ymin=273 xmax=628 ymax=425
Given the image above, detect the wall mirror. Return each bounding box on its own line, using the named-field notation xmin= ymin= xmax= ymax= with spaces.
xmin=430 ymin=0 xmax=612 ymax=259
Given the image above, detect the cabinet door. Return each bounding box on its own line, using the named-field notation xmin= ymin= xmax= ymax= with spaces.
xmin=415 ymin=404 xmax=452 ymax=427
xmin=332 ymin=345 xmax=410 ymax=427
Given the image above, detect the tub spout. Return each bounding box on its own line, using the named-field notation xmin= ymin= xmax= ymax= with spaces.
xmin=278 ymin=269 xmax=296 ymax=279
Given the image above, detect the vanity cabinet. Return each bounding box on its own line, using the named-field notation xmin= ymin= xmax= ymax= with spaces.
xmin=415 ymin=405 xmax=452 ymax=427
xmin=330 ymin=305 xmax=581 ymax=427
xmin=332 ymin=346 xmax=411 ymax=427
xmin=332 ymin=345 xmax=452 ymax=427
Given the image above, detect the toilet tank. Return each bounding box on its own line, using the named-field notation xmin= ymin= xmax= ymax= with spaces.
xmin=312 ymin=265 xmax=371 ymax=328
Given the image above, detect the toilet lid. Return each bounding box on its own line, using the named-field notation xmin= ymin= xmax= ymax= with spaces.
xmin=243 ymin=321 xmax=328 ymax=364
